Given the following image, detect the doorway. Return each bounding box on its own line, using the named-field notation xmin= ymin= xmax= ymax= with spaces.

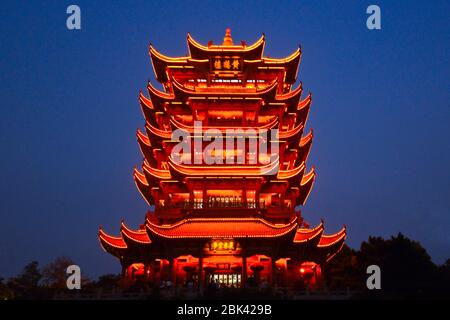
xmin=209 ymin=273 xmax=241 ymax=288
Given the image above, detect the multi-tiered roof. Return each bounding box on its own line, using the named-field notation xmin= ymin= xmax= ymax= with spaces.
xmin=99 ymin=29 xmax=346 ymax=267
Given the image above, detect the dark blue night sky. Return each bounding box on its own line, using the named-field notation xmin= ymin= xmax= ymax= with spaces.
xmin=0 ymin=0 xmax=449 ymax=278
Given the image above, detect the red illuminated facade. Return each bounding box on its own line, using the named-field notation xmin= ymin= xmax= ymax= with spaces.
xmin=99 ymin=29 xmax=346 ymax=289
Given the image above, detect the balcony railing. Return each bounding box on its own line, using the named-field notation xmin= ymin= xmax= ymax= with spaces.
xmin=159 ymin=198 xmax=266 ymax=210
xmin=155 ymin=199 xmax=295 ymax=218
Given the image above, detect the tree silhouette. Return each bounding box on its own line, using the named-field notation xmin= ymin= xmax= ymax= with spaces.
xmin=357 ymin=233 xmax=439 ymax=297
xmin=94 ymin=274 xmax=121 ymax=291
xmin=324 ymin=233 xmax=450 ymax=298
xmin=437 ymin=258 xmax=450 ymax=294
xmin=41 ymin=256 xmax=92 ymax=294
xmin=0 ymin=277 xmax=14 ymax=300
xmin=42 ymin=256 xmax=75 ymax=289
xmin=323 ymin=244 xmax=363 ymax=291
xmin=7 ymin=261 xmax=43 ymax=299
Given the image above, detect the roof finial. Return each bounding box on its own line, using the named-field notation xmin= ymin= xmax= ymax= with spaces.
xmin=222 ymin=28 xmax=234 ymax=46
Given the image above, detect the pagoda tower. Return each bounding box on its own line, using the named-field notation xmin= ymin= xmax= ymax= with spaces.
xmin=99 ymin=29 xmax=346 ymax=289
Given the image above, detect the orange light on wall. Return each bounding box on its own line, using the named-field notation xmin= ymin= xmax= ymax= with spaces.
xmin=131 ymin=263 xmax=144 ymax=270
xmin=127 ymin=263 xmax=145 ymax=279
xmin=300 ymin=268 xmax=305 ymax=274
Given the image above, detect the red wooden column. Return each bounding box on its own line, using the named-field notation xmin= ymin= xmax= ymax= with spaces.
xmin=150 ymin=261 xmax=156 ymax=287
xmin=202 ymin=178 xmax=207 ymax=208
xmin=255 ymin=181 xmax=261 ymax=209
xmin=241 ymin=245 xmax=247 ymax=288
xmin=271 ymin=258 xmax=277 ymax=287
xmin=171 ymin=258 xmax=177 ymax=285
xmin=243 ymin=178 xmax=247 ymax=207
xmin=198 ymin=252 xmax=204 ymax=295
xmin=167 ymin=257 xmax=175 ymax=283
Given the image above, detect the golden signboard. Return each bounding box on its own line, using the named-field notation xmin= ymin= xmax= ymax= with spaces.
xmin=211 ymin=57 xmax=242 ymax=72
xmin=209 ymin=239 xmax=236 ymax=251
